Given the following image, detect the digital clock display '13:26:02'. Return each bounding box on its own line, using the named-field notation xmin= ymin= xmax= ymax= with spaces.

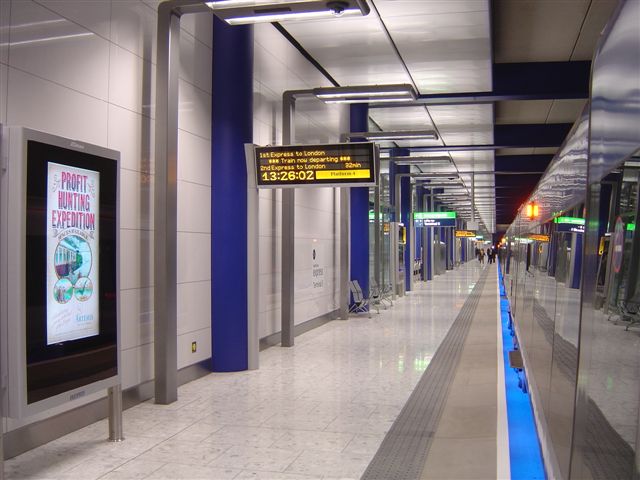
xmin=254 ymin=142 xmax=377 ymax=188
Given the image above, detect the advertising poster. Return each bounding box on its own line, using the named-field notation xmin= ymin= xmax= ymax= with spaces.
xmin=46 ymin=162 xmax=100 ymax=345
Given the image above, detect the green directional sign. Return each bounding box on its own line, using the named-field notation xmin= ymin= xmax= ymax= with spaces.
xmin=414 ymin=211 xmax=456 ymax=227
xmin=414 ymin=211 xmax=456 ymax=220
xmin=554 ymin=216 xmax=585 ymax=225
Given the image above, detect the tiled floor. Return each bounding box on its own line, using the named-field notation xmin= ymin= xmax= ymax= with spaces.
xmin=5 ymin=262 xmax=485 ymax=480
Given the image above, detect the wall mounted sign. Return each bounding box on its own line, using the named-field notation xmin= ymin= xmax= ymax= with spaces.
xmin=254 ymin=142 xmax=377 ymax=188
xmin=455 ymin=230 xmax=477 ymax=238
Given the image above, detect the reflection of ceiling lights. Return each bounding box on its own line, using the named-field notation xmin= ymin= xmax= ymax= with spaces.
xmin=206 ymin=0 xmax=370 ymax=24
xmin=314 ymin=84 xmax=415 ymax=104
xmin=354 ymin=130 xmax=438 ymax=141
xmin=392 ymin=156 xmax=451 ymax=166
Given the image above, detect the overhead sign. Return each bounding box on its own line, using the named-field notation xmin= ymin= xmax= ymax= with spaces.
xmin=455 ymin=230 xmax=477 ymax=238
xmin=529 ymin=234 xmax=550 ymax=242
xmin=554 ymin=216 xmax=585 ymax=233
xmin=414 ymin=211 xmax=456 ymax=227
xmin=254 ymin=142 xmax=376 ymax=188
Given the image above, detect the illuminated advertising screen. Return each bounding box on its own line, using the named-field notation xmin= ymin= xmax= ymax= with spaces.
xmin=47 ymin=163 xmax=100 ymax=345
xmin=255 ymin=142 xmax=376 ymax=188
xmin=25 ymin=139 xmax=117 ymax=406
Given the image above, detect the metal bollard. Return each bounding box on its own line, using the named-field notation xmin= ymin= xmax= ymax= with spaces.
xmin=107 ymin=385 xmax=124 ymax=442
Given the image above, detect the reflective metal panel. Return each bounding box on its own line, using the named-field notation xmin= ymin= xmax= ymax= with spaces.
xmin=589 ymin=0 xmax=640 ymax=183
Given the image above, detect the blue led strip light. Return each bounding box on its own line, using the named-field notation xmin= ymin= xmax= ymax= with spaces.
xmin=498 ymin=264 xmax=546 ymax=479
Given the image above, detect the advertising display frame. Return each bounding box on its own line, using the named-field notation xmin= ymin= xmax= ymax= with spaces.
xmin=253 ymin=142 xmax=378 ymax=189
xmin=0 ymin=127 xmax=120 ymax=419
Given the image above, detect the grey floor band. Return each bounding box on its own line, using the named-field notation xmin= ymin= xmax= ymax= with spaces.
xmin=361 ymin=269 xmax=490 ymax=480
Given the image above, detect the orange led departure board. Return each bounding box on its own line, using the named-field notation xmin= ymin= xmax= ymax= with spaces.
xmin=254 ymin=142 xmax=377 ymax=188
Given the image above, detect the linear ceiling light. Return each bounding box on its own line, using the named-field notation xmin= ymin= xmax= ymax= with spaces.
xmin=351 ymin=129 xmax=438 ymax=141
xmin=206 ymin=0 xmax=370 ymax=24
xmin=392 ymin=156 xmax=451 ymax=166
xmin=313 ymin=84 xmax=415 ymax=104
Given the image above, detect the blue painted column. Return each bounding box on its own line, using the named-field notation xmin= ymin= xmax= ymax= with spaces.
xmin=389 ymin=148 xmax=412 ymax=290
xmin=349 ymin=104 xmax=370 ymax=302
xmin=211 ymin=18 xmax=253 ymax=371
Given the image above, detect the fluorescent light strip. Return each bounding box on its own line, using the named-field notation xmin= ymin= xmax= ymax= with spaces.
xmin=323 ymin=97 xmax=415 ymax=104
xmin=4 ymin=32 xmax=94 ymax=47
xmin=207 ymin=0 xmax=317 ymax=7
xmin=316 ymin=90 xmax=413 ymax=99
xmin=226 ymin=8 xmax=360 ymax=24
xmin=368 ymin=135 xmax=436 ymax=141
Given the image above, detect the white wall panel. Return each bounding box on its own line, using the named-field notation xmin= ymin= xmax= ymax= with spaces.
xmin=0 ymin=64 xmax=7 ymax=124
xmin=177 ymin=281 xmax=211 ymax=335
xmin=9 ymin=1 xmax=110 ymax=101
xmin=110 ymin=0 xmax=157 ymax=61
xmin=178 ymin=79 xmax=211 ymax=140
xmin=0 ymin=0 xmax=10 ymax=66
xmin=120 ymin=229 xmax=154 ymax=291
xmin=119 ymin=168 xmax=154 ymax=231
xmin=177 ymin=232 xmax=211 ymax=284
xmin=178 ymin=129 xmax=211 ymax=185
xmin=120 ymin=287 xmax=154 ymax=350
xmin=6 ymin=67 xmax=108 ymax=146
xmin=109 ymin=43 xmax=155 ymax=117
xmin=121 ymin=343 xmax=154 ymax=389
xmin=180 ymin=31 xmax=212 ymax=94
xmin=180 ymin=12 xmax=213 ymax=49
xmin=33 ymin=0 xmax=112 ymax=38
xmin=178 ymin=328 xmax=211 ymax=369
xmin=107 ymin=103 xmax=155 ymax=174
xmin=177 ymin=181 xmax=211 ymax=233
xmin=258 ymin=273 xmax=282 ymax=314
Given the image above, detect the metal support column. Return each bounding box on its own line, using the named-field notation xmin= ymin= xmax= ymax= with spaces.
xmin=340 ymin=188 xmax=350 ymax=318
xmin=374 ymin=182 xmax=381 ymax=289
xmin=154 ymin=1 xmax=182 ymax=405
xmin=281 ymin=92 xmax=296 ymax=346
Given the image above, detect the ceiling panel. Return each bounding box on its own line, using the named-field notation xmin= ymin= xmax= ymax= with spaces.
xmin=428 ymin=104 xmax=494 ymax=155
xmin=369 ymin=106 xmax=435 ymax=131
xmin=533 ymin=147 xmax=559 ymax=155
xmin=547 ymin=99 xmax=587 ymax=123
xmin=571 ymin=0 xmax=619 ymax=60
xmin=282 ymin=16 xmax=411 ymax=85
xmin=493 ymin=0 xmax=590 ymax=62
xmin=376 ymin=4 xmax=492 ymax=93
xmin=495 ymin=100 xmax=552 ymax=124
xmin=496 ymin=147 xmax=535 ymax=156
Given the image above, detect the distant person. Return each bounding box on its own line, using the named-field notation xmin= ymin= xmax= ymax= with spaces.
xmin=487 ymin=247 xmax=494 ymax=264
xmin=475 ymin=247 xmax=481 ymax=262
xmin=480 ymin=249 xmax=485 ymax=264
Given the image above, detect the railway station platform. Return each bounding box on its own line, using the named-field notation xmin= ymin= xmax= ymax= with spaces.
xmin=4 ymin=262 xmax=511 ymax=480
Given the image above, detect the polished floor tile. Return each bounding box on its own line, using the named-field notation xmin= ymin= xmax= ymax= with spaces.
xmin=5 ymin=262 xmax=485 ymax=480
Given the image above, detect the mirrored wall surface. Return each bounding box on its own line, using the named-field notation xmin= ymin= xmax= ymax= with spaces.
xmin=571 ymin=154 xmax=640 ymax=480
